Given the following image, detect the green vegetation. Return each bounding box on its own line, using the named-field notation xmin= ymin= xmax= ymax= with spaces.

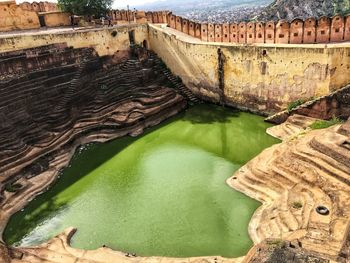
xmin=333 ymin=0 xmax=350 ymax=15
xmin=286 ymin=97 xmax=316 ymax=113
xmin=309 ymin=116 xmax=344 ymax=130
xmin=292 ymin=201 xmax=303 ymax=209
xmin=287 ymin=99 xmax=306 ymax=113
xmin=58 ymin=0 xmax=113 ymax=18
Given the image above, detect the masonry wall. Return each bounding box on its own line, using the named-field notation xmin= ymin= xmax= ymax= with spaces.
xmin=41 ymin=12 xmax=70 ymax=27
xmin=0 ymin=24 xmax=149 ymax=57
xmin=157 ymin=14 xmax=350 ymax=45
xmin=148 ymin=24 xmax=350 ymax=114
xmin=0 ymin=2 xmax=40 ymax=31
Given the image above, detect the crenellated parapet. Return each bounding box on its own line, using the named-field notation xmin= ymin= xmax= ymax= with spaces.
xmin=0 ymin=1 xmax=64 ymax=32
xmin=19 ymin=1 xmax=58 ymax=13
xmin=125 ymin=9 xmax=350 ymax=45
xmin=1 ymin=3 xmax=350 ymax=45
xmin=164 ymin=13 xmax=350 ymax=44
xmin=108 ymin=9 xmax=171 ymax=25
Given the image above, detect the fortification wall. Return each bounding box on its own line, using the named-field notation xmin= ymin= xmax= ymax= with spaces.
xmin=0 ymin=24 xmax=149 ymax=57
xmin=19 ymin=1 xmax=58 ymax=12
xmin=0 ymin=1 xmax=40 ymax=31
xmin=0 ymin=1 xmax=60 ymax=31
xmin=120 ymin=9 xmax=349 ymax=46
xmin=1 ymin=22 xmax=350 ymax=115
xmin=165 ymin=14 xmax=350 ymax=45
xmin=40 ymin=12 xmax=70 ymax=27
xmin=148 ymin=24 xmax=350 ymax=114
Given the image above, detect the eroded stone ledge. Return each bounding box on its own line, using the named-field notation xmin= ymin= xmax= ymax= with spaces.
xmin=228 ymin=117 xmax=350 ymax=262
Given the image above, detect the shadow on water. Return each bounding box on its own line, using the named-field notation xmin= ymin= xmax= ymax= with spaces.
xmin=4 ymin=105 xmax=204 ymax=245
xmin=4 ymin=103 xmax=275 ymax=256
xmin=182 ymin=104 xmax=240 ymax=124
xmin=4 ymin=115 xmax=178 ymax=245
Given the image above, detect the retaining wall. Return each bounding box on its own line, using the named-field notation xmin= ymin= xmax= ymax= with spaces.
xmin=148 ymin=24 xmax=350 ymax=114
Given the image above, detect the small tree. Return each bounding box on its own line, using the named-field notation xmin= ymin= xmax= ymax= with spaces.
xmin=58 ymin=0 xmax=114 ymax=18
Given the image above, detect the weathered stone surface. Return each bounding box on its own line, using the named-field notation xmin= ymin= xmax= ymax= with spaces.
xmin=228 ymin=119 xmax=350 ymax=262
xmin=0 ymin=24 xmax=149 ymax=57
xmin=0 ymin=228 xmax=243 ymax=263
xmin=148 ymin=25 xmax=350 ymax=115
xmin=267 ymin=114 xmax=319 ymax=140
xmin=244 ymin=239 xmax=330 ymax=263
xmin=266 ymin=84 xmax=350 ymax=124
xmin=0 ymin=44 xmax=188 ymax=243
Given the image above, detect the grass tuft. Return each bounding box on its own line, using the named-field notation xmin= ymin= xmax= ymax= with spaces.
xmin=287 ymin=99 xmax=305 ymax=113
xmin=309 ymin=116 xmax=343 ymax=130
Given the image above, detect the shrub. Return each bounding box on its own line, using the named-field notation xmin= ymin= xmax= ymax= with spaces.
xmin=309 ymin=116 xmax=343 ymax=130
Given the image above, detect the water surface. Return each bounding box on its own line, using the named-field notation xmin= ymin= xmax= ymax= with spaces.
xmin=4 ymin=104 xmax=279 ymax=258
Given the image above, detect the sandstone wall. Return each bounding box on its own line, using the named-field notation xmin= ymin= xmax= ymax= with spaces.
xmin=0 ymin=43 xmax=186 ymax=190
xmin=0 ymin=1 xmax=60 ymax=32
xmin=109 ymin=10 xmax=169 ymax=25
xmin=1 ymin=22 xmax=349 ymax=115
xmin=166 ymin=14 xmax=350 ymax=45
xmin=0 ymin=2 xmax=40 ymax=31
xmin=40 ymin=12 xmax=71 ymax=27
xmin=0 ymin=24 xmax=149 ymax=57
xmin=20 ymin=1 xmax=58 ymax=12
xmin=148 ymin=24 xmax=350 ymax=114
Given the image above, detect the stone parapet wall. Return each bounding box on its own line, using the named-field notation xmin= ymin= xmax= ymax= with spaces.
xmin=19 ymin=1 xmax=58 ymax=13
xmin=0 ymin=1 xmax=60 ymax=31
xmin=0 ymin=24 xmax=149 ymax=57
xmin=166 ymin=14 xmax=350 ymax=44
xmin=0 ymin=1 xmax=40 ymax=31
xmin=110 ymin=10 xmax=350 ymax=45
xmin=108 ymin=10 xmax=170 ymax=25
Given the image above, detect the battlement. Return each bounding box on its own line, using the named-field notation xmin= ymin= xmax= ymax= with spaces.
xmin=0 ymin=1 xmax=63 ymax=32
xmin=144 ymin=12 xmax=350 ymax=45
xmin=2 ymin=3 xmax=350 ymax=46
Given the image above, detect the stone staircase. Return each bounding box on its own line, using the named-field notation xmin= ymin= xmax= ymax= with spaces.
xmin=149 ymin=52 xmax=200 ymax=104
xmin=56 ymin=52 xmax=95 ymax=110
xmin=0 ymin=45 xmax=187 ymax=188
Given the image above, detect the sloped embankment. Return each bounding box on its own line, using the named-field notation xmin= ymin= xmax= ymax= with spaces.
xmin=0 ymin=44 xmax=188 ymax=239
xmin=228 ymin=117 xmax=350 ymax=262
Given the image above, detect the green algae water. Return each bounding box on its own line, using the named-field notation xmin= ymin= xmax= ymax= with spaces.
xmin=4 ymin=104 xmax=279 ymax=258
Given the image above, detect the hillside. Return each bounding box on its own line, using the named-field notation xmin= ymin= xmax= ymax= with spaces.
xmin=255 ymin=0 xmax=350 ymax=21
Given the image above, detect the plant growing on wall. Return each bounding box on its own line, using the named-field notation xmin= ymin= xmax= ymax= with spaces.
xmin=309 ymin=116 xmax=344 ymax=130
xmin=58 ymin=0 xmax=113 ymax=18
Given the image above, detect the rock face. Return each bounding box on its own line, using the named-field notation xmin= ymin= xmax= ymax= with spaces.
xmin=243 ymin=239 xmax=330 ymax=263
xmin=266 ymin=84 xmax=350 ymax=124
xmin=266 ymin=114 xmax=318 ymax=140
xmin=256 ymin=0 xmax=350 ymax=21
xmin=0 ymin=44 xmax=189 ymax=238
xmin=228 ymin=118 xmax=350 ymax=262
